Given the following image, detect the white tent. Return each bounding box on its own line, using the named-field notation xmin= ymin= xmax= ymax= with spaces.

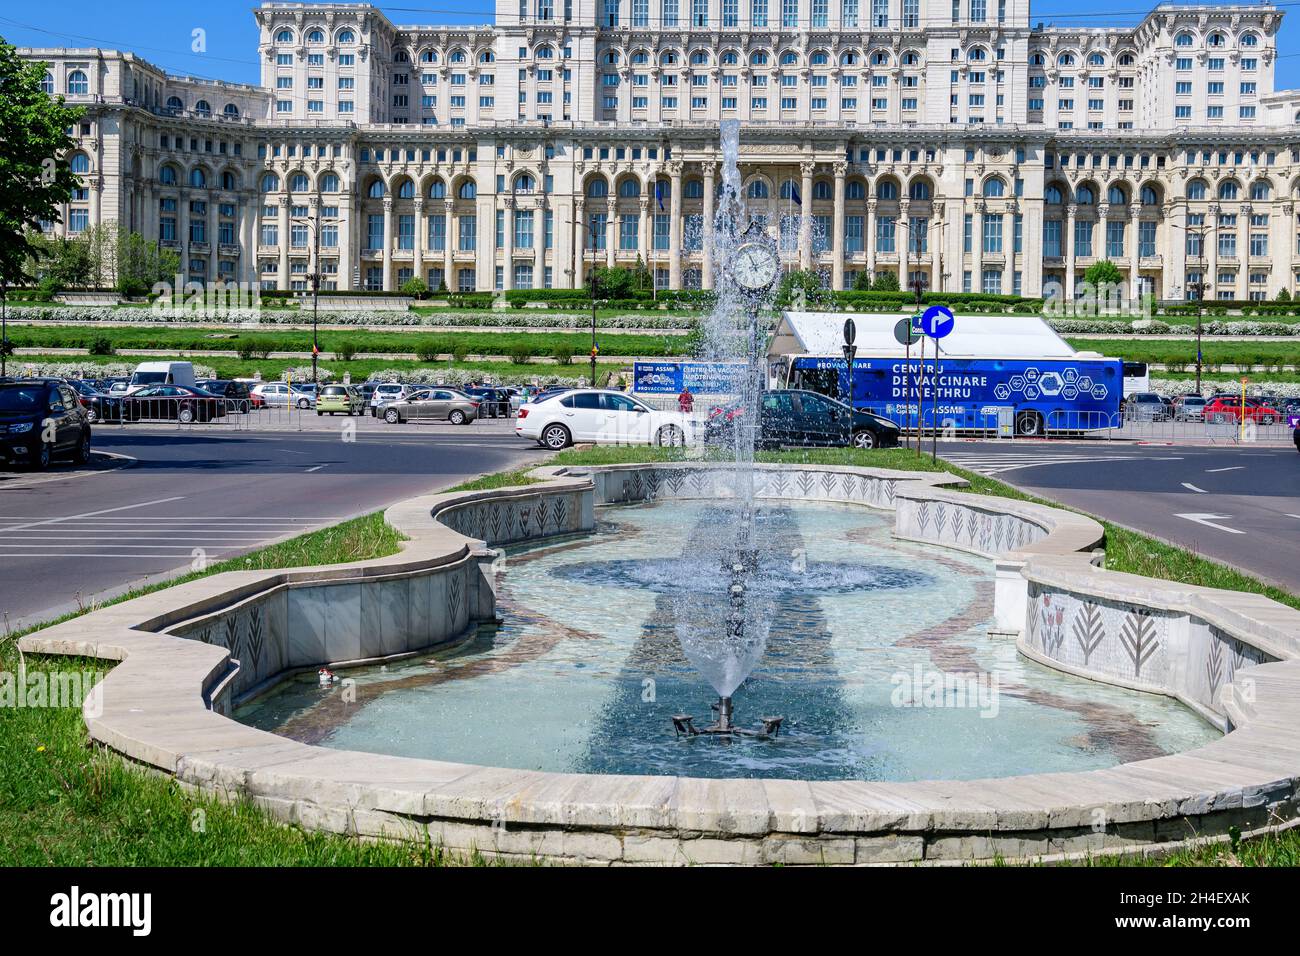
xmin=769 ymin=311 xmax=1088 ymax=361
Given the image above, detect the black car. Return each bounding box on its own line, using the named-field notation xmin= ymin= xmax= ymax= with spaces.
xmin=110 ymin=384 xmax=229 ymax=423
xmin=0 ymin=378 xmax=92 ymax=469
xmin=706 ymin=389 xmax=900 ymax=450
xmin=463 ymin=386 xmax=511 ymax=418
xmin=196 ymin=379 xmax=253 ymax=413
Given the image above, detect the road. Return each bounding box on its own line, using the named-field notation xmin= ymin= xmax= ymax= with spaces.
xmin=939 ymin=440 xmax=1300 ymax=592
xmin=0 ymin=418 xmax=545 ymax=630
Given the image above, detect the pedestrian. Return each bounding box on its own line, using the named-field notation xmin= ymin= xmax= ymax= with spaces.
xmin=678 ymin=386 xmax=694 ymax=413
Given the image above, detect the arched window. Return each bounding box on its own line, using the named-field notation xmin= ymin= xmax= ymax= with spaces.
xmin=1241 ymin=33 xmax=1259 ymax=48
xmin=1044 ymin=184 xmax=1063 ymax=204
xmin=746 ymin=180 xmax=769 ymax=199
xmin=750 ymin=51 xmax=769 ymax=66
xmin=307 ymin=29 xmax=325 ymax=44
xmin=1140 ymin=185 xmax=1159 ymax=206
xmin=275 ymin=29 xmax=294 ymax=44
xmin=1107 ymin=185 xmax=1127 ymax=205
xmin=189 ymin=168 xmax=207 ymax=189
xmin=1187 ymin=180 xmax=1207 ymax=200
xmin=684 ymin=179 xmax=704 ymax=199
xmin=1207 ymin=32 xmax=1225 ymax=48
xmin=1057 ymin=52 xmax=1075 ymax=66
xmin=337 ymin=29 xmax=356 ymax=44
xmin=1088 ymin=52 xmax=1106 ymax=67
xmin=691 ymin=50 xmax=709 ymax=66
xmin=290 ymin=173 xmax=310 ymax=192
xmin=420 ymin=50 xmax=436 ymax=63
xmin=160 ymin=165 xmax=179 ymax=186
xmin=260 ymin=172 xmax=279 ymax=192
xmin=450 ymin=49 xmax=467 ymax=64
xmin=840 ymin=51 xmax=859 ymax=66
xmin=968 ymin=47 xmax=988 ymax=62
xmin=810 ymin=51 xmax=829 ymax=66
xmin=69 ymin=153 xmax=91 ymax=175
xmin=514 ymin=173 xmax=536 ymax=193
xmin=428 ymin=179 xmax=446 ymax=199
xmin=457 ymin=180 xmax=476 ymax=199
xmin=586 ymin=178 xmax=608 ymax=198
xmin=397 ymin=180 xmax=416 ymax=199
xmin=779 ymin=179 xmax=798 ymax=200
xmin=1218 ymin=180 xmax=1239 ymax=200
xmin=982 ymin=177 xmax=1006 ymax=198
xmin=166 ymin=95 xmax=184 ymax=112
xmin=872 ymin=50 xmax=891 ymax=66
xmin=846 ymin=180 xmax=866 ymax=200
xmin=721 ymin=50 xmax=738 ymax=65
xmin=1118 ymin=53 xmax=1135 ymax=66
xmin=909 ymin=180 xmax=931 ymax=200
xmin=1075 ymin=185 xmax=1095 ymax=205
xmin=317 ymin=173 xmax=338 ymax=192
xmin=368 ymin=180 xmax=386 ymax=199
xmin=877 ymin=180 xmax=899 ymax=200
xmin=40 ymin=72 xmax=54 ymax=94
xmin=536 ymin=46 xmax=553 ymax=59
xmin=604 ymin=50 xmax=621 ymax=65
xmin=220 ymin=171 xmax=237 ymax=190
xmin=618 ymin=178 xmax=640 ymax=198
xmin=780 ymin=51 xmax=799 ymax=65
xmin=1250 ymin=180 xmax=1271 ymax=201
xmin=1175 ymin=32 xmax=1194 ymax=48
xmin=222 ymin=103 xmax=240 ymax=119
xmin=1029 ymin=52 xmax=1046 ymax=66
xmin=812 ymin=180 xmax=833 ymax=201
xmin=660 ymin=50 xmax=678 ymax=66
xmin=479 ymin=50 xmax=495 ymax=63
xmin=67 ymin=70 xmax=89 ymax=95
xmin=902 ymin=51 xmax=920 ymax=66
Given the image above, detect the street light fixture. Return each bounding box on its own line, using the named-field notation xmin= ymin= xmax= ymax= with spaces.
xmin=573 ymin=217 xmax=600 ymax=388
xmin=1186 ymin=224 xmax=1209 ymax=394
xmin=291 ymin=213 xmax=340 ymax=384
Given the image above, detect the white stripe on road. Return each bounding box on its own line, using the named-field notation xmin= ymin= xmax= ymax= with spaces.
xmin=1181 ymin=483 xmax=1208 ymax=493
xmin=0 ymin=543 xmax=246 ymax=550
xmin=942 ymin=454 xmax=1183 ymax=476
xmin=305 ymin=464 xmax=328 ymax=472
xmin=1206 ymin=466 xmax=1245 ymax=473
xmin=1174 ymin=513 xmax=1245 ymax=535
xmin=0 ymin=496 xmax=187 ymax=534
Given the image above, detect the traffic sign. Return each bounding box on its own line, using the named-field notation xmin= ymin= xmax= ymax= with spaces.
xmin=916 ymin=304 xmax=955 ymax=339
xmin=893 ymin=317 xmax=920 ymax=346
xmin=843 ymin=318 xmax=857 ymax=346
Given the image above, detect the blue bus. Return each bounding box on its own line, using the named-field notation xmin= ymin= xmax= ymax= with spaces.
xmin=767 ymin=312 xmax=1124 ymax=437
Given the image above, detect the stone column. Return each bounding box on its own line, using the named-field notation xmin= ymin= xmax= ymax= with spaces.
xmin=972 ymin=200 xmax=985 ymax=295
xmin=866 ymin=198 xmax=877 ymax=278
xmin=412 ymin=197 xmax=425 ymax=286
xmin=534 ymin=196 xmax=546 ymax=289
xmin=381 ymin=197 xmax=393 ymax=292
xmin=337 ymin=192 xmax=353 ymax=291
xmin=1003 ymin=203 xmax=1017 ymax=297
xmin=1206 ymin=204 xmax=1219 ymax=303
xmin=932 ymin=203 xmax=945 ymax=293
xmin=1125 ymin=202 xmax=1141 ymax=303
xmin=899 ymin=198 xmax=911 ymax=291
xmin=573 ymin=197 xmax=586 ymax=289
xmin=277 ymin=194 xmax=289 ymax=290
xmin=1236 ymin=202 xmax=1251 ymax=302
xmin=832 ymin=161 xmax=846 ymax=290
xmin=1279 ymin=200 xmax=1294 ymax=297
xmin=1165 ymin=202 xmax=1184 ymax=301
xmin=605 ymin=197 xmax=617 ymax=269
xmin=668 ymin=161 xmax=683 ymax=290
xmin=702 ymin=160 xmax=716 ymax=289
xmin=798 ymin=160 xmax=814 ymax=270
xmin=1064 ymin=202 xmax=1077 ymax=302
xmin=503 ymin=197 xmax=515 ymax=292
xmin=443 ymin=200 xmax=455 ymax=291
xmin=638 ymin=196 xmax=650 ymax=270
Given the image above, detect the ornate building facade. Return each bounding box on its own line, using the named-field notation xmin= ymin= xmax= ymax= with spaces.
xmin=20 ymin=1 xmax=1300 ymax=300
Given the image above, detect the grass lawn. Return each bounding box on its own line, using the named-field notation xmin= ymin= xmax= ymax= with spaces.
xmin=5 ymin=450 xmax=1298 ymax=866
xmin=1063 ymin=338 xmax=1300 ymax=369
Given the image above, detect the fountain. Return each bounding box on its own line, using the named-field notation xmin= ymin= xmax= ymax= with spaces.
xmin=668 ymin=120 xmax=786 ymax=739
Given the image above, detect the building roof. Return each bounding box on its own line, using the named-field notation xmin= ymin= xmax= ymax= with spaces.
xmin=769 ymin=311 xmax=1085 ymax=361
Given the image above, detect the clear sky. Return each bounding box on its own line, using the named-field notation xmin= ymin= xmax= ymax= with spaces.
xmin=2 ymin=0 xmax=1297 ymax=89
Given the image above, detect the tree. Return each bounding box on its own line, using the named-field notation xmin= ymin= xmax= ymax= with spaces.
xmin=870 ymin=270 xmax=900 ymax=292
xmin=116 ymin=230 xmax=180 ymax=296
xmin=776 ymin=268 xmax=834 ymax=310
xmin=1083 ymin=259 xmax=1125 ymax=289
xmin=0 ymin=39 xmax=83 ymax=286
xmin=852 ymin=271 xmax=874 ymax=291
xmin=589 ymin=262 xmax=650 ymax=299
xmin=1276 ymin=287 xmax=1291 ymax=302
xmin=400 ymin=276 xmax=429 ymax=298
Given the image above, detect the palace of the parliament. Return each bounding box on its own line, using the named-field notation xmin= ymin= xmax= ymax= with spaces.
xmin=20 ymin=1 xmax=1300 ymax=300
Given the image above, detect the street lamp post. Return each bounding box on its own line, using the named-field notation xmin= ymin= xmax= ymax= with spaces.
xmin=907 ymin=220 xmax=929 ymax=450
xmin=292 ymin=213 xmax=339 ymax=384
xmin=573 ymin=218 xmax=599 ymax=387
xmin=1187 ymin=225 xmax=1208 ymax=394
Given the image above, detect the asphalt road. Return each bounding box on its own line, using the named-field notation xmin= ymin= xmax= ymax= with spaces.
xmin=940 ymin=439 xmax=1300 ymax=592
xmin=0 ymin=419 xmax=545 ymax=629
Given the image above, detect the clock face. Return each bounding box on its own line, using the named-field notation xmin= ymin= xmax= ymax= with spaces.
xmin=732 ymin=242 xmax=779 ymax=291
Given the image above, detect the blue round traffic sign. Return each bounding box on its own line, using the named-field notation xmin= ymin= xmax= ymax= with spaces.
xmin=916 ymin=304 xmax=955 ymax=339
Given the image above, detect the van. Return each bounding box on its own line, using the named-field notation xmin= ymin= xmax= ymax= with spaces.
xmin=129 ymin=361 xmax=196 ymax=393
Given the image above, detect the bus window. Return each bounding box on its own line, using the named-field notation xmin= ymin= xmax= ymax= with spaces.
xmin=1122 ymin=361 xmax=1149 ymax=396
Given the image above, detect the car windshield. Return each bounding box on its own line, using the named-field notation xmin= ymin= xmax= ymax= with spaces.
xmin=131 ymin=371 xmax=168 ymax=385
xmin=0 ymin=386 xmax=46 ymax=412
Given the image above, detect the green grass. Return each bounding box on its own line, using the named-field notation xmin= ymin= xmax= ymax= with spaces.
xmin=1064 ymin=338 xmax=1300 ymax=369
xmin=0 ymin=512 xmax=504 ymax=866
xmin=444 ymin=469 xmax=543 ymax=492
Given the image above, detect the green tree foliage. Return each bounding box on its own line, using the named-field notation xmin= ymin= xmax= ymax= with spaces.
xmin=0 ymin=40 xmax=83 ymax=285
xmin=589 ymin=260 xmax=651 ymax=299
xmin=870 ymin=270 xmax=900 ymax=292
xmin=400 ymin=277 xmax=429 ymax=298
xmin=776 ymin=268 xmax=835 ymax=309
xmin=852 ymin=271 xmax=874 ymax=291
xmin=1083 ymin=259 xmax=1125 ymax=288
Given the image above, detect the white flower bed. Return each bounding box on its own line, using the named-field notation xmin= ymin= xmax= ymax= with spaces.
xmin=362 ymin=367 xmax=587 ymax=387
xmin=1049 ymin=318 xmax=1299 ymax=336
xmin=14 ymin=360 xmax=218 ymax=379
xmin=1151 ymin=378 xmax=1300 ymax=399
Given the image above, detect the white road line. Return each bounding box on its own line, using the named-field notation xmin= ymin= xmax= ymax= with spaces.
xmin=1174 ymin=513 xmax=1246 ymax=535
xmin=0 ymin=496 xmax=187 ymax=534
xmin=305 ymin=464 xmax=328 ymax=472
xmin=1206 ymin=466 xmax=1245 ymax=473
xmin=1287 ymin=514 xmax=1300 ymax=520
xmin=1181 ymin=483 xmax=1208 ymax=493
xmin=0 ymin=543 xmax=245 ymax=550
xmin=941 ymin=454 xmax=1184 ymax=476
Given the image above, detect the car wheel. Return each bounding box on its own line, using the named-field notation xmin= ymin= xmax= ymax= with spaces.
xmin=449 ymin=409 xmax=467 ymax=425
xmin=1014 ymin=411 xmax=1043 ymax=437
xmin=851 ymin=429 xmax=878 ymax=450
xmin=85 ymin=407 xmax=98 ymax=424
xmin=297 ymin=398 xmax=309 ymax=409
xmin=1262 ymin=415 xmax=1275 ymax=425
xmin=73 ymin=430 xmax=91 ymax=466
xmin=178 ymin=406 xmax=195 ymax=424
xmin=656 ymin=424 xmax=684 ymax=447
xmin=541 ymin=423 xmax=571 ymax=450
xmin=384 ymin=408 xmax=401 ymax=424
xmin=30 ymin=442 xmax=51 ymax=471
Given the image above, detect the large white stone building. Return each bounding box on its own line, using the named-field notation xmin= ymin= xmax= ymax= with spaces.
xmin=20 ymin=1 xmax=1300 ymax=299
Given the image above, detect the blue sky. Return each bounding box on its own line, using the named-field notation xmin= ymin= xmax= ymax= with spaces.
xmin=2 ymin=1 xmax=1297 ymax=89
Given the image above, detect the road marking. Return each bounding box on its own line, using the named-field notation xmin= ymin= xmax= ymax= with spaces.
xmin=1206 ymin=466 xmax=1245 ymax=473
xmin=0 ymin=495 xmax=187 ymax=534
xmin=941 ymin=453 xmax=1182 ymax=476
xmin=1287 ymin=514 xmax=1300 ymax=520
xmin=305 ymin=464 xmax=329 ymax=472
xmin=1174 ymin=513 xmax=1245 ymax=535
xmin=1180 ymin=483 xmax=1208 ymax=493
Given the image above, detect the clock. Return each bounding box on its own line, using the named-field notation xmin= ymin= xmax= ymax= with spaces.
xmin=732 ymin=241 xmax=779 ymax=292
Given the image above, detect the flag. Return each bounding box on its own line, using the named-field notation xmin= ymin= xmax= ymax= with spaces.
xmin=655 ymin=180 xmax=665 ymax=211
xmin=790 ymin=183 xmax=802 ymax=207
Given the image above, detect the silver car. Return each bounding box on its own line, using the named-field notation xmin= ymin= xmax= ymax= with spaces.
xmin=379 ymin=388 xmax=480 ymax=425
xmin=1175 ymin=396 xmax=1208 ymax=421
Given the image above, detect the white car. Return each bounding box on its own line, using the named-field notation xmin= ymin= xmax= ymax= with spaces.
xmin=516 ymin=388 xmax=702 ymax=450
xmin=250 ymin=382 xmax=315 ymax=409
xmin=368 ymin=382 xmax=417 ymax=417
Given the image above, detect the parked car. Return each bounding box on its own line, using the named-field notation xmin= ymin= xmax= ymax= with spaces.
xmin=1172 ymin=395 xmax=1208 ymax=421
xmin=1122 ymin=392 xmax=1172 ymax=422
xmin=0 ymin=378 xmax=92 ymax=469
xmin=196 ymin=379 xmax=253 ymax=413
xmin=1203 ymin=397 xmax=1283 ymax=424
xmin=368 ymin=382 xmax=417 ymax=416
xmin=464 ymin=386 xmax=512 ymax=418
xmin=129 ymin=360 xmax=196 ymax=393
xmin=379 ymin=388 xmax=480 ymax=424
xmin=316 ymin=384 xmax=366 ymax=416
xmin=112 ymin=384 xmax=228 ymax=423
xmin=516 ymin=388 xmax=703 ymax=450
xmin=251 ymin=382 xmax=315 ymax=409
xmin=706 ymin=389 xmax=901 ymax=450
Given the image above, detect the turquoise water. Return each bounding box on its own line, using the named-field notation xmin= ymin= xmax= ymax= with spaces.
xmin=237 ymin=500 xmax=1218 ymax=782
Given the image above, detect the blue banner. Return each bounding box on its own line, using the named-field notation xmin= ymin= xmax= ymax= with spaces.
xmin=633 ymin=362 xmax=748 ymax=395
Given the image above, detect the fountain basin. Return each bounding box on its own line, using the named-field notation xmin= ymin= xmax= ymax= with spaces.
xmin=19 ymin=463 xmax=1300 ymax=865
